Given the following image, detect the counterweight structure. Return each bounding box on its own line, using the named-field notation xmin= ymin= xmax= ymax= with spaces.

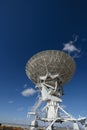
xmin=26 ymin=50 xmax=87 ymax=130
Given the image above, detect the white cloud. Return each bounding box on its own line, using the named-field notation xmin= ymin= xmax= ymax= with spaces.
xmin=62 ymin=35 xmax=81 ymax=58
xmin=63 ymin=42 xmax=80 ymax=53
xmin=8 ymin=100 xmax=14 ymax=104
xmin=21 ymin=88 xmax=36 ymax=97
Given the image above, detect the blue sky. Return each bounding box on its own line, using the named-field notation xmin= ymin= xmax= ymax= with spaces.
xmin=0 ymin=0 xmax=87 ymax=124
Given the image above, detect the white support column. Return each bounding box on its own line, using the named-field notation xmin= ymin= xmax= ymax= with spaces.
xmin=73 ymin=122 xmax=79 ymax=130
xmin=46 ymin=101 xmax=59 ymax=119
xmin=30 ymin=119 xmax=38 ymax=130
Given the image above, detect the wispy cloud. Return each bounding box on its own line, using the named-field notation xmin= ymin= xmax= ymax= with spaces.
xmin=23 ymin=84 xmax=27 ymax=88
xmin=16 ymin=88 xmax=19 ymax=92
xmin=17 ymin=107 xmax=24 ymax=111
xmin=63 ymin=43 xmax=80 ymax=53
xmin=62 ymin=35 xmax=81 ymax=58
xmin=8 ymin=100 xmax=14 ymax=104
xmin=21 ymin=88 xmax=36 ymax=97
xmin=61 ymin=105 xmax=66 ymax=109
xmin=13 ymin=117 xmax=28 ymax=124
xmin=81 ymin=38 xmax=87 ymax=42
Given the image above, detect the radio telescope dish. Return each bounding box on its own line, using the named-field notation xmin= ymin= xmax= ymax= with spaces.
xmin=26 ymin=51 xmax=86 ymax=130
xmin=26 ymin=50 xmax=75 ymax=86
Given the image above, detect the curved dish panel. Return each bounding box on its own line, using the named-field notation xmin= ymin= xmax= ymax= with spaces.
xmin=26 ymin=50 xmax=76 ymax=86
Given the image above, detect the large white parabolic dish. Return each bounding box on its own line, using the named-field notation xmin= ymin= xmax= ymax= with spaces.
xmin=26 ymin=50 xmax=76 ymax=86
